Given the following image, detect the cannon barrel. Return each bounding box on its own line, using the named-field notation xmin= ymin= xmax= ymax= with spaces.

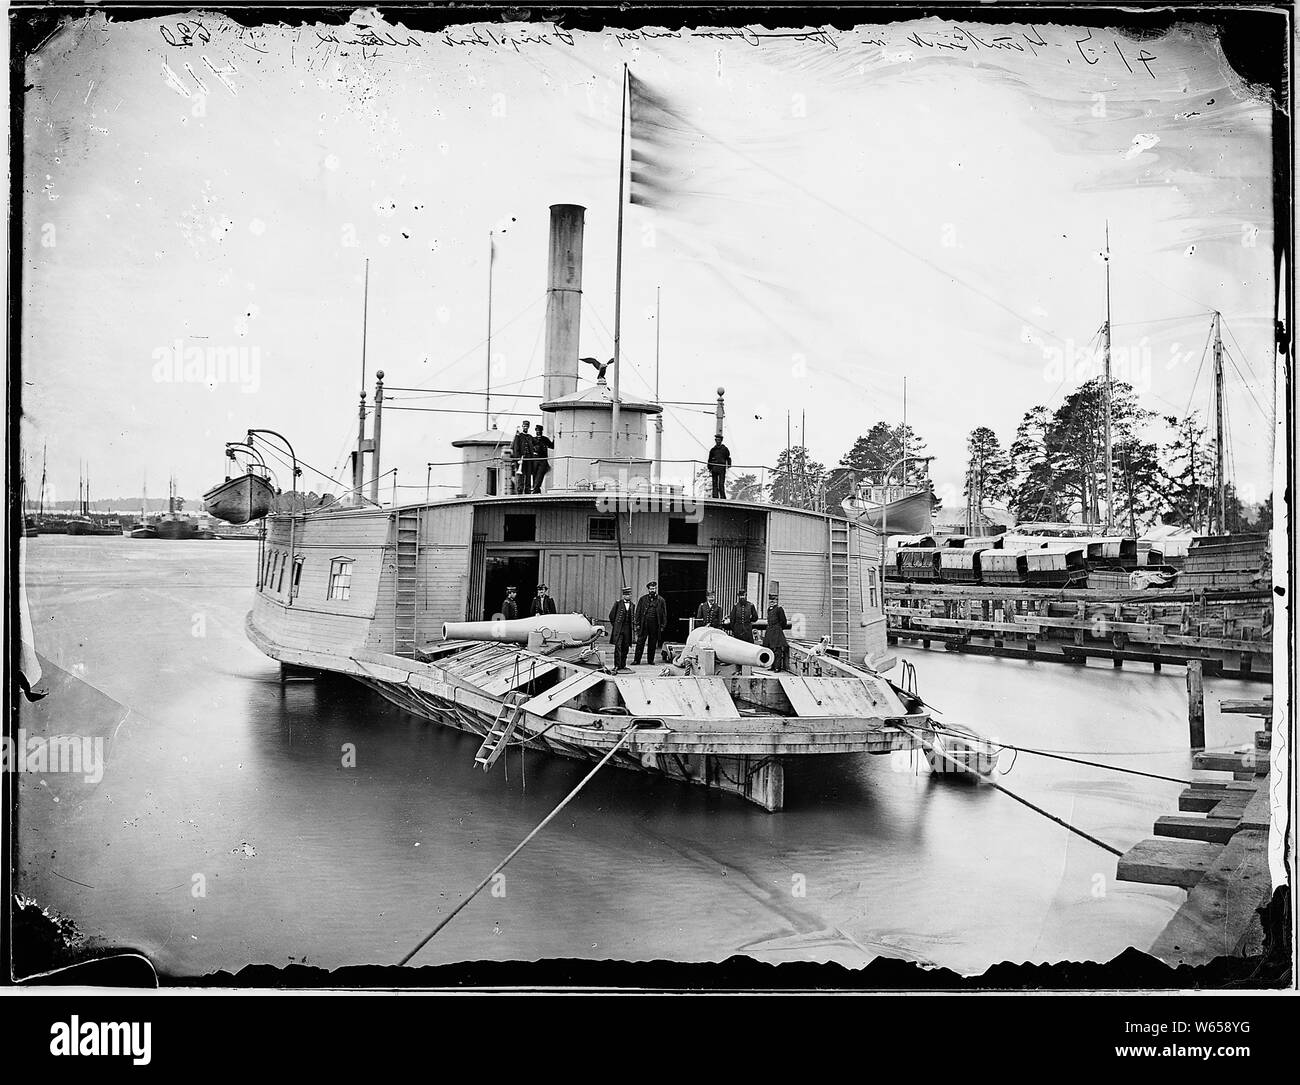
xmin=441 ymin=614 xmax=600 ymax=644
xmin=683 ymin=626 xmax=775 ymax=669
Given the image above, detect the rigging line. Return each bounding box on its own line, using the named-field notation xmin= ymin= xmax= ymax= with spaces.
xmin=1111 ymin=311 xmax=1213 ymax=328
xmin=1181 ymin=316 xmax=1218 ymax=419
xmin=504 ymin=312 xmax=547 ymax=421
xmin=397 ymin=727 xmax=637 ymax=965
xmin=1224 ymin=350 xmax=1271 ymax=421
xmin=901 ymin=724 xmax=1123 ymax=857
xmin=1222 ymin=318 xmax=1267 ymax=388
xmin=406 ymin=292 xmax=547 ymax=393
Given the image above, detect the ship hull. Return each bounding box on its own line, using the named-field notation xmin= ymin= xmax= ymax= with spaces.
xmin=245 ymin=611 xmax=934 ymax=811
xmin=203 ymin=473 xmax=275 ymax=525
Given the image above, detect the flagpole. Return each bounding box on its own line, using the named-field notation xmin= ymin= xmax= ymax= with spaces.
xmin=485 ymin=230 xmax=494 ymax=428
xmin=612 ymin=63 xmax=627 ymax=459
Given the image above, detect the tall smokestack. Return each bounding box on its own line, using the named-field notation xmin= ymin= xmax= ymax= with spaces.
xmin=543 ymin=204 xmax=585 ymax=426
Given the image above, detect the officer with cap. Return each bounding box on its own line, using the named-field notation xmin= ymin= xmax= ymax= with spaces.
xmin=728 ymin=588 xmax=758 ymax=644
xmin=501 ymin=586 xmax=518 ymax=621
xmin=695 ymin=588 xmax=723 ymax=630
xmin=763 ymin=588 xmax=791 ymax=671
xmin=608 ymin=585 xmax=635 ymax=671
xmin=634 ymin=580 xmax=668 ymax=665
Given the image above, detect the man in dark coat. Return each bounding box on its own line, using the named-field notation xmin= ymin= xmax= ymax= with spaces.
xmin=633 ymin=580 xmax=668 ymax=665
xmin=501 ymin=586 xmax=518 ymax=621
xmin=695 ymin=588 xmax=723 ymax=630
xmin=728 ymin=588 xmax=758 ymax=643
xmin=608 ymin=586 xmax=635 ymax=671
xmin=763 ymin=589 xmax=791 ymax=671
xmin=707 ymin=434 xmax=731 ymax=499
xmin=530 ymin=424 xmax=554 ymax=493
xmin=511 ymin=420 xmax=532 ymax=494
xmin=530 ymin=584 xmax=557 ymax=616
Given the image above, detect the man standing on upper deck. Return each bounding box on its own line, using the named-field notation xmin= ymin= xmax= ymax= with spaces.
xmin=707 ymin=434 xmax=731 ymax=499
xmin=530 ymin=424 xmax=554 ymax=493
xmin=633 ymin=580 xmax=668 ymax=665
xmin=608 ymin=586 xmax=635 ymax=672
xmin=530 ymin=584 xmax=557 ymax=617
xmin=695 ymin=588 xmax=723 ymax=630
xmin=511 ymin=420 xmax=532 ymax=495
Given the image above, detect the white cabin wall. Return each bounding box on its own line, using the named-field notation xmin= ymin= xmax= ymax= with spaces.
xmin=252 ymin=510 xmax=390 ymax=653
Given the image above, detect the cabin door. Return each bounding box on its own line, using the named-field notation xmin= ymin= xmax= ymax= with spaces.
xmin=657 ymin=557 xmax=708 ymax=643
xmin=482 ymin=551 xmax=539 ymax=620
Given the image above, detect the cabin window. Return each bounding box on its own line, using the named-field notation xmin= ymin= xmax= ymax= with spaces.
xmin=588 ymin=516 xmax=616 ymax=542
xmin=868 ymin=567 xmax=878 ymax=609
xmin=667 ymin=518 xmax=698 ymax=545
xmin=504 ymin=513 xmax=535 ymax=542
xmin=276 ymin=552 xmax=288 ymax=593
xmin=263 ymin=548 xmax=277 ymax=587
xmin=291 ymin=556 xmax=305 ymax=599
xmin=328 ymin=558 xmax=354 ymax=601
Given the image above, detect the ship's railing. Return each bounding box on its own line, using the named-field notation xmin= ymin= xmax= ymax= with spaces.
xmin=387 ymin=454 xmax=838 ymax=510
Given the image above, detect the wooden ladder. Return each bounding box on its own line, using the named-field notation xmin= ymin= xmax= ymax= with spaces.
xmin=828 ymin=519 xmax=851 ymax=650
xmin=393 ymin=509 xmax=420 ymax=657
xmin=474 ymin=694 xmax=525 ymax=771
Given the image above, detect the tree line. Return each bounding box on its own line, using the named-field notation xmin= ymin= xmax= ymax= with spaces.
xmin=705 ymin=378 xmax=1271 ymax=534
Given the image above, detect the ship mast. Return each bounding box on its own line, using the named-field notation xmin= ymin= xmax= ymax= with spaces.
xmin=1212 ymin=310 xmax=1226 ymax=534
xmin=611 ymin=63 xmax=629 ymax=458
xmin=1102 ymin=223 xmax=1115 ymax=530
xmin=653 ymin=284 xmax=662 ymax=484
xmin=38 ymin=444 xmax=46 ymax=518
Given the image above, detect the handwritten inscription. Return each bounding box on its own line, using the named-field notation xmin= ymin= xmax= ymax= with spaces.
xmin=154 ymin=18 xmax=1161 ymax=79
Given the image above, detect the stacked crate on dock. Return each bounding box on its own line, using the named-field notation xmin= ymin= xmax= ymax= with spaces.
xmin=1177 ymin=534 xmax=1270 ymax=592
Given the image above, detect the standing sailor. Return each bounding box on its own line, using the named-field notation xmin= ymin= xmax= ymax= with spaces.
xmin=608 ymin=586 xmax=635 ymax=672
xmin=531 ymin=584 xmax=557 ymax=616
xmin=763 ymin=589 xmax=791 ymax=672
xmin=501 ymin=585 xmax=518 ymax=621
xmin=530 ymin=424 xmax=554 ymax=493
xmin=695 ymin=588 xmax=723 ymax=629
xmin=707 ymin=434 xmax=732 ymax=499
xmin=728 ymin=588 xmax=758 ymax=643
xmin=633 ymin=580 xmax=668 ymax=665
xmin=511 ymin=420 xmax=532 ymax=494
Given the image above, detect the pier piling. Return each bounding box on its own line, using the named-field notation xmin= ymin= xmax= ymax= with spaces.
xmin=1186 ymin=659 xmax=1205 ymax=750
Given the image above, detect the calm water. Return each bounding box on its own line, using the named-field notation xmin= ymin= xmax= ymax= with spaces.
xmin=17 ymin=536 xmax=1268 ymax=977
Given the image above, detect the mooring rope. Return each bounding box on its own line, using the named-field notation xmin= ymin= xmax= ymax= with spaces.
xmin=398 ymin=727 xmax=636 ymax=965
xmin=900 ymin=723 xmax=1125 ymax=857
xmin=927 ymin=722 xmax=1196 ymax=785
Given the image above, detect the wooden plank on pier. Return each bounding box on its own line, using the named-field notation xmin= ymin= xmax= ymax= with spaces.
xmin=1178 ymin=787 xmax=1250 ymax=813
xmin=1193 ymin=749 xmax=1257 ymax=773
xmin=1117 ymin=838 xmax=1221 ymax=889
xmin=1154 ymin=815 xmax=1240 ymax=844
xmin=1207 ymin=796 xmax=1251 ymax=820
xmin=1149 ymin=830 xmax=1270 ymax=967
xmin=1221 ymin=697 xmax=1272 ymax=716
xmin=1238 ymin=785 xmax=1271 ymax=833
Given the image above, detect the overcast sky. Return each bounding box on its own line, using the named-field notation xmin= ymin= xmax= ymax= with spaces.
xmin=20 ymin=10 xmax=1278 ymax=512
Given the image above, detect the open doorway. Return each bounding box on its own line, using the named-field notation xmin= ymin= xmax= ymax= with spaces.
xmin=658 ymin=556 xmax=708 ymax=643
xmin=483 ymin=551 xmax=539 ymax=620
